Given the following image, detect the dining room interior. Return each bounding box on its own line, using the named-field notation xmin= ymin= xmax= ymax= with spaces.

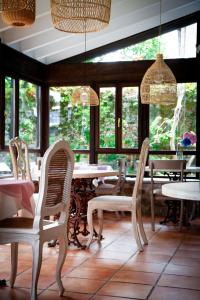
xmin=0 ymin=1 xmax=200 ymax=300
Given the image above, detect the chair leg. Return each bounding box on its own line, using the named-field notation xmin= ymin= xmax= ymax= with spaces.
xmin=97 ymin=209 xmax=103 ymax=241
xmin=151 ymin=194 xmax=155 ymax=231
xmin=10 ymin=242 xmax=18 ymax=288
xmin=131 ymin=211 xmax=143 ymax=252
xmin=86 ymin=205 xmax=94 ymax=247
xmin=56 ymin=235 xmax=67 ymax=296
xmin=31 ymin=239 xmax=43 ymax=300
xmin=137 ymin=207 xmax=148 ymax=245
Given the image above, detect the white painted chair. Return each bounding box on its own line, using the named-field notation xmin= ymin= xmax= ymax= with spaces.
xmin=149 ymin=159 xmax=186 ymax=231
xmin=94 ymin=158 xmax=127 ymax=196
xmin=9 ymin=137 xmax=32 ymax=180
xmin=9 ymin=136 xmax=39 ymax=217
xmin=0 ymin=140 xmax=74 ymax=300
xmin=86 ymin=138 xmax=149 ymax=252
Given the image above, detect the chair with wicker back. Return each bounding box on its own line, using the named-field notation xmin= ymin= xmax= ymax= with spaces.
xmin=94 ymin=158 xmax=127 ymax=196
xmin=0 ymin=140 xmax=74 ymax=300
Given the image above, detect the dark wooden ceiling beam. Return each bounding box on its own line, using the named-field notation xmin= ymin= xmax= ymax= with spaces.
xmin=46 ymin=58 xmax=198 ymax=85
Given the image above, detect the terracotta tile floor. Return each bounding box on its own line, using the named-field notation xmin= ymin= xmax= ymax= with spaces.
xmin=0 ymin=213 xmax=200 ymax=300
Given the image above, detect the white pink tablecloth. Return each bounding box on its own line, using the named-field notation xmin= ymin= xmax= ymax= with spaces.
xmin=0 ymin=179 xmax=35 ymax=220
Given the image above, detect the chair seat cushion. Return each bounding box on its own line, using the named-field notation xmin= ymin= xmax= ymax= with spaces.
xmin=89 ymin=196 xmax=133 ymax=210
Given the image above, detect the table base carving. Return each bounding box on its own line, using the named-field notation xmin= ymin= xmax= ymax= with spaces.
xmin=68 ymin=178 xmax=96 ymax=248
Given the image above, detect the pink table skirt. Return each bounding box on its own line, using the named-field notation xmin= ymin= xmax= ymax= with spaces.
xmin=0 ymin=179 xmax=35 ymax=220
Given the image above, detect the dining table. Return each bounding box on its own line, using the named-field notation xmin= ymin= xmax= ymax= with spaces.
xmin=0 ymin=164 xmax=118 ymax=248
xmin=68 ymin=165 xmax=118 ymax=248
xmin=0 ymin=179 xmax=35 ymax=220
xmin=162 ymin=181 xmax=200 ymax=228
xmin=145 ymin=165 xmax=200 ymax=175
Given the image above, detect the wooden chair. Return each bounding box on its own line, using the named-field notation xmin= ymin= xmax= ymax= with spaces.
xmin=86 ymin=138 xmax=149 ymax=252
xmin=9 ymin=137 xmax=32 ymax=180
xmin=9 ymin=137 xmax=39 ymax=217
xmin=0 ymin=140 xmax=74 ymax=300
xmin=94 ymin=158 xmax=127 ymax=196
xmin=149 ymin=159 xmax=186 ymax=231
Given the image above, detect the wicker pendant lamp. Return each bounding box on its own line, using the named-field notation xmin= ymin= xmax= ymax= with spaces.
xmin=51 ymin=0 xmax=111 ymax=33
xmin=72 ymin=86 xmax=99 ymax=106
xmin=140 ymin=0 xmax=177 ymax=105
xmin=0 ymin=1 xmax=26 ymax=12
xmin=1 ymin=0 xmax=35 ymax=27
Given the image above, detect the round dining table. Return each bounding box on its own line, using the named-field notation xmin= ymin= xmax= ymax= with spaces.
xmin=0 ymin=179 xmax=35 ymax=220
xmin=162 ymin=181 xmax=200 ymax=229
xmin=162 ymin=181 xmax=200 ymax=201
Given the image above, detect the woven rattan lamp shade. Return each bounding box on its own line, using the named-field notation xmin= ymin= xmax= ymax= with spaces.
xmin=140 ymin=53 xmax=177 ymax=105
xmin=72 ymin=86 xmax=99 ymax=106
xmin=1 ymin=0 xmax=35 ymax=27
xmin=51 ymin=0 xmax=111 ymax=33
xmin=0 ymin=1 xmax=26 ymax=12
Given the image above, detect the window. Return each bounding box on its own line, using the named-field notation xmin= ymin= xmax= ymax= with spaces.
xmin=49 ymin=87 xmax=90 ymax=150
xmin=149 ymin=82 xmax=197 ymax=151
xmin=5 ymin=77 xmax=14 ymax=145
xmin=19 ymin=80 xmax=40 ymax=149
xmin=0 ymin=152 xmax=12 ymax=176
xmin=99 ymin=87 xmax=116 ymax=148
xmin=98 ymin=153 xmax=139 ymax=175
xmin=122 ymin=87 xmax=138 ymax=148
xmin=91 ymin=23 xmax=197 ymax=62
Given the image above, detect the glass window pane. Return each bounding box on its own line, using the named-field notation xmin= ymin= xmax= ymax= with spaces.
xmin=98 ymin=154 xmax=139 ymax=175
xmin=99 ymin=87 xmax=116 ymax=148
xmin=0 ymin=152 xmax=12 ymax=177
xmin=90 ymin=23 xmax=197 ymax=62
xmin=5 ymin=77 xmax=14 ymax=145
xmin=49 ymin=87 xmax=90 ymax=150
xmin=19 ymin=80 xmax=40 ymax=149
xmin=122 ymin=87 xmax=138 ymax=148
xmin=149 ymin=83 xmax=197 ymax=151
xmin=74 ymin=153 xmax=89 ymax=164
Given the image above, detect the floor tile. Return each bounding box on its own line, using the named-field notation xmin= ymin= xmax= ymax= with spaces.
xmin=38 ymin=290 xmax=91 ymax=300
xmin=111 ymin=270 xmax=159 ymax=285
xmin=171 ymin=255 xmax=200 ymax=267
xmin=164 ymin=263 xmax=200 ymax=277
xmin=149 ymin=286 xmax=200 ymax=300
xmin=80 ymin=257 xmax=124 ymax=270
xmin=123 ymin=260 xmax=166 ymax=273
xmin=97 ymin=281 xmax=152 ymax=299
xmin=50 ymin=277 xmax=105 ymax=294
xmin=158 ymin=274 xmax=200 ymax=290
xmin=66 ymin=267 xmax=116 ymax=280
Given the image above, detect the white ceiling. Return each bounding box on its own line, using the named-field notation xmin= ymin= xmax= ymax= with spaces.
xmin=0 ymin=0 xmax=199 ymax=65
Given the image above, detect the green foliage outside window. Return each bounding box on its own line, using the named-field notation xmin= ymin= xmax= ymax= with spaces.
xmin=99 ymin=87 xmax=115 ymax=148
xmin=122 ymin=87 xmax=138 ymax=148
xmin=149 ymin=83 xmax=197 ymax=151
xmin=49 ymin=87 xmax=90 ymax=150
xmin=5 ymin=77 xmax=14 ymax=145
xmin=19 ymin=80 xmax=39 ymax=148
